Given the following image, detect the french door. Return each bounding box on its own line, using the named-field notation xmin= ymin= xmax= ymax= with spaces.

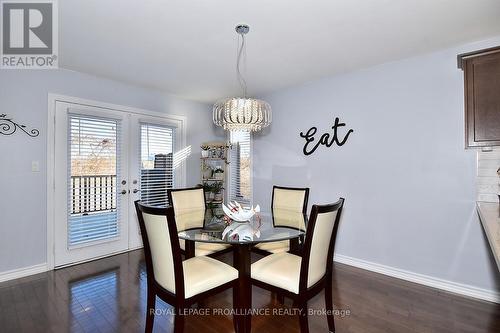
xmin=53 ymin=100 xmax=184 ymax=267
xmin=127 ymin=114 xmax=181 ymax=250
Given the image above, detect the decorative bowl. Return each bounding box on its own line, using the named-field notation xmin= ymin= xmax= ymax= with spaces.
xmin=222 ymin=201 xmax=260 ymax=222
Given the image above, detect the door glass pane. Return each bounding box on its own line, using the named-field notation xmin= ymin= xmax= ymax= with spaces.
xmin=140 ymin=123 xmax=174 ymax=207
xmin=68 ymin=115 xmax=120 ymax=246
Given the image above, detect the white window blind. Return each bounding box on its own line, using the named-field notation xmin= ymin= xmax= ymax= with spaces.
xmin=140 ymin=123 xmax=175 ymax=207
xmin=229 ymin=131 xmax=252 ymax=206
xmin=68 ymin=115 xmax=120 ymax=246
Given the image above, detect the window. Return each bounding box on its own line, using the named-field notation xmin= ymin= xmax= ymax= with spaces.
xmin=228 ymin=131 xmax=252 ymax=205
xmin=139 ymin=123 xmax=175 ymax=207
xmin=68 ymin=115 xmax=120 ymax=246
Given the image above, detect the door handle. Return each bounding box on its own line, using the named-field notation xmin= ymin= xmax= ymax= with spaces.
xmin=133 ymin=189 xmax=140 ymax=194
xmin=121 ymin=190 xmax=127 ymax=195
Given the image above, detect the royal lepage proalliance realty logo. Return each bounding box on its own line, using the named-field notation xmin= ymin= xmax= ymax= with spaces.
xmin=1 ymin=0 xmax=58 ymax=69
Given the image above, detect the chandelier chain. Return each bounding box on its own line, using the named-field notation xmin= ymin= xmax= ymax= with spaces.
xmin=236 ymin=33 xmax=247 ymax=98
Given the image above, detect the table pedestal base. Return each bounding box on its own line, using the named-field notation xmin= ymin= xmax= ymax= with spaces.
xmin=233 ymin=244 xmax=252 ymax=333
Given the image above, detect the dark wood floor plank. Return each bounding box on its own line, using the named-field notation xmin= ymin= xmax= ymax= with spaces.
xmin=0 ymin=249 xmax=498 ymax=333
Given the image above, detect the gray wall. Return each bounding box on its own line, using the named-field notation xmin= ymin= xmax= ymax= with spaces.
xmin=0 ymin=69 xmax=215 ymax=273
xmin=253 ymin=36 xmax=500 ymax=292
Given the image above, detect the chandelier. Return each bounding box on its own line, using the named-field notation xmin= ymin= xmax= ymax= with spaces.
xmin=213 ymin=24 xmax=272 ymax=132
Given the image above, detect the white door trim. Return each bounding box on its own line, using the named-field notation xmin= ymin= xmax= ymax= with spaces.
xmin=47 ymin=93 xmax=187 ymax=270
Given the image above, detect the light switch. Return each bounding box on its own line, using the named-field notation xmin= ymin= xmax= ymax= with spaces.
xmin=32 ymin=161 xmax=40 ymax=172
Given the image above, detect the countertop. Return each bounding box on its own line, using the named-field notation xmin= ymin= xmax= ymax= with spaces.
xmin=477 ymin=201 xmax=500 ymax=272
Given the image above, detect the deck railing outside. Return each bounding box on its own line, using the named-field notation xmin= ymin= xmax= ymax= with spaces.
xmin=71 ymin=175 xmax=116 ymax=215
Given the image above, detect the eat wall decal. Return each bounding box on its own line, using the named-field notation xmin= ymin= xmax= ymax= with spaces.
xmin=299 ymin=117 xmax=354 ymax=156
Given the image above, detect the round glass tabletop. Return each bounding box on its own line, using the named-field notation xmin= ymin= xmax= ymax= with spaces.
xmin=178 ymin=210 xmax=307 ymax=245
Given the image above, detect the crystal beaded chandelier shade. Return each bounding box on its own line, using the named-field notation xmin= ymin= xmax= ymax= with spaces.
xmin=213 ymin=24 xmax=272 ymax=132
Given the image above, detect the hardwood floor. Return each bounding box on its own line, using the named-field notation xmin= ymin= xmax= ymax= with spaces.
xmin=0 ymin=249 xmax=498 ymax=333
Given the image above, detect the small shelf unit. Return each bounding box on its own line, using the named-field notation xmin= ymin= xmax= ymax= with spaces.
xmin=200 ymin=142 xmax=228 ymax=215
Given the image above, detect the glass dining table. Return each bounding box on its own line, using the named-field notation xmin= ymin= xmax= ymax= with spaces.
xmin=178 ymin=210 xmax=307 ymax=333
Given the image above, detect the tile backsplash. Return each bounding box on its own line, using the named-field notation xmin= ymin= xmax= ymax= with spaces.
xmin=477 ymin=147 xmax=500 ymax=202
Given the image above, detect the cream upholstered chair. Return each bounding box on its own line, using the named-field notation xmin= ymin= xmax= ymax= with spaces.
xmin=251 ymin=198 xmax=345 ymax=333
xmin=168 ymin=187 xmax=230 ymax=257
xmin=134 ymin=201 xmax=238 ymax=333
xmin=253 ymin=186 xmax=309 ymax=255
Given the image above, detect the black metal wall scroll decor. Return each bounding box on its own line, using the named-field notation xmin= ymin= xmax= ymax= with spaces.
xmin=299 ymin=117 xmax=353 ymax=156
xmin=0 ymin=114 xmax=40 ymax=137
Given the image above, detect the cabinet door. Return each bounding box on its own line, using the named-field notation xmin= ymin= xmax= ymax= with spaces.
xmin=464 ymin=51 xmax=500 ymax=148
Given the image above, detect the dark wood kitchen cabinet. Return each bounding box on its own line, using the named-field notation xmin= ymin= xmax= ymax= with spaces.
xmin=458 ymin=46 xmax=500 ymax=148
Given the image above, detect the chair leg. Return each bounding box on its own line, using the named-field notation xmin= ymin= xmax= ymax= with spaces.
xmin=173 ymin=307 xmax=185 ymax=333
xmin=145 ymin=291 xmax=155 ymax=333
xmin=298 ymin=301 xmax=309 ymax=333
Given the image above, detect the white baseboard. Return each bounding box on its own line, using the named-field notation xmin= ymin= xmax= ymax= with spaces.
xmin=0 ymin=263 xmax=48 ymax=283
xmin=334 ymin=254 xmax=500 ymax=304
xmin=1 ymin=247 xmax=144 ymax=282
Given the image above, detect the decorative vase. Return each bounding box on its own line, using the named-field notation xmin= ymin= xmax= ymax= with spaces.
xmin=214 ymin=192 xmax=223 ymax=201
xmin=215 ymin=172 xmax=224 ymax=180
xmin=201 ymin=150 xmax=209 ymax=158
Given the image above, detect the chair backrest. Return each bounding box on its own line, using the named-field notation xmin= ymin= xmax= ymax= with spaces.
xmin=272 ymin=210 xmax=308 ymax=231
xmin=299 ymin=198 xmax=344 ymax=291
xmin=134 ymin=201 xmax=185 ymax=298
xmin=271 ymin=186 xmax=309 ymax=229
xmin=167 ymin=187 xmax=206 ymax=231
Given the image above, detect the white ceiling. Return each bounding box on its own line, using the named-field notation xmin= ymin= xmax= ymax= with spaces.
xmin=60 ymin=0 xmax=500 ymax=102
